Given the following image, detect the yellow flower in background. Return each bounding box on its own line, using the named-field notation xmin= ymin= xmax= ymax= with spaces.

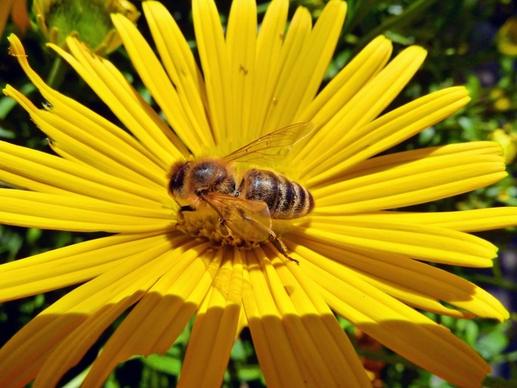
xmin=33 ymin=0 xmax=139 ymax=54
xmin=497 ymin=16 xmax=517 ymax=56
xmin=0 ymin=0 xmax=30 ymax=38
xmin=491 ymin=128 xmax=517 ymax=164
xmin=0 ymin=0 xmax=516 ymax=386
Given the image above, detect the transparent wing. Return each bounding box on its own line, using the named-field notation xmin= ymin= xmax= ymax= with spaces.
xmin=224 ymin=122 xmax=314 ymax=163
xmin=204 ymin=192 xmax=273 ymax=242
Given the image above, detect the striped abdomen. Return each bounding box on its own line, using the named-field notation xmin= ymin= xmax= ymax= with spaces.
xmin=239 ymin=169 xmax=314 ymax=219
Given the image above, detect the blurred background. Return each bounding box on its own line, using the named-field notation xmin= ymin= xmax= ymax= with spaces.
xmin=0 ymin=0 xmax=515 ymax=386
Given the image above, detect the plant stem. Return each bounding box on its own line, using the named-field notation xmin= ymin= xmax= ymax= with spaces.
xmin=46 ymin=56 xmax=66 ymax=88
xmin=355 ymin=0 xmax=438 ymax=50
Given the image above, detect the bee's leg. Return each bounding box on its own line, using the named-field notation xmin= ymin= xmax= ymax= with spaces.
xmin=269 ymin=235 xmax=299 ymax=265
xmin=197 ymin=193 xmax=232 ymax=236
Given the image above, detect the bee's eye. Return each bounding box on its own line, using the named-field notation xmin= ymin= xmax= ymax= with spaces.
xmin=169 ymin=163 xmax=188 ymax=194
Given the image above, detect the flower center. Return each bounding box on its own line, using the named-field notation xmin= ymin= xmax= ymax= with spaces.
xmin=175 ymin=207 xmax=261 ymax=249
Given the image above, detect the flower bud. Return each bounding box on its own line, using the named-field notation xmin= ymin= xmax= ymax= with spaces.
xmin=33 ymin=0 xmax=139 ymax=55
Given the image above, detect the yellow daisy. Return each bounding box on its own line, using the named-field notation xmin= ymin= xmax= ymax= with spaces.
xmin=0 ymin=0 xmax=515 ymax=386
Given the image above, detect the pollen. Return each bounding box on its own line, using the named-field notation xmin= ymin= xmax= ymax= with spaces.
xmin=175 ymin=207 xmax=258 ymax=248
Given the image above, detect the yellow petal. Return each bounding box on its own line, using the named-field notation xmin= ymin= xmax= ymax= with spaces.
xmin=0 ymin=140 xmax=168 ymax=206
xmin=0 ymin=236 xmax=189 ymax=387
xmin=302 ymin=86 xmax=471 ymax=180
xmin=378 ymin=207 xmax=517 ymax=232
xmin=263 ymin=1 xmax=347 ymax=133
xmin=143 ymin=1 xmax=214 ymax=149
xmin=34 ymin=293 xmax=141 ymax=388
xmin=294 ymin=219 xmax=497 ymax=267
xmin=242 ymin=251 xmax=310 ymax=387
xmin=225 ymin=0 xmax=257 ymax=149
xmin=193 ymin=0 xmax=232 ymax=146
xmin=0 ymin=233 xmax=170 ymax=302
xmin=7 ymin=34 xmax=183 ymax=169
xmin=290 ymin=235 xmax=508 ymax=320
xmin=179 ymin=249 xmax=242 ymax=387
xmin=312 ymin=142 xmax=506 ymax=212
xmin=243 ymin=248 xmax=369 ymax=387
xmin=247 ymin=0 xmax=288 ymax=140
xmin=271 ymin=250 xmax=370 ymax=386
xmin=298 ymin=45 xmax=427 ymax=177
xmin=112 ymin=13 xmax=210 ymax=155
xmin=291 ymin=245 xmax=491 ymax=387
xmin=4 ymin=85 xmax=166 ymax=189
xmin=297 ymin=34 xmax=393 ymax=133
xmin=0 ymin=190 xmax=173 ymax=233
xmin=83 ymin=245 xmax=219 ymax=387
xmin=55 ymin=37 xmax=187 ymax=166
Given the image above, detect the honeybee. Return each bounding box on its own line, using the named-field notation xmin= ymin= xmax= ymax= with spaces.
xmin=169 ymin=123 xmax=314 ymax=262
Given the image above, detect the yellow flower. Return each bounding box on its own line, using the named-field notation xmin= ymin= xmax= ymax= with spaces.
xmin=491 ymin=128 xmax=517 ymax=164
xmin=0 ymin=0 xmax=515 ymax=386
xmin=0 ymin=0 xmax=30 ymax=38
xmin=497 ymin=16 xmax=517 ymax=56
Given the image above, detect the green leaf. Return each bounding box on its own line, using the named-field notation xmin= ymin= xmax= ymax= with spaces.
xmin=142 ymin=354 xmax=181 ymax=376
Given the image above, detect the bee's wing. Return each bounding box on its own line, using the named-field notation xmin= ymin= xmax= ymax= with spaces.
xmin=223 ymin=122 xmax=314 ymax=163
xmin=204 ymin=192 xmax=273 ymax=242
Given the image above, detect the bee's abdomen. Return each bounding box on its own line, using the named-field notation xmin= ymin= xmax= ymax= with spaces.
xmin=240 ymin=169 xmax=314 ymax=219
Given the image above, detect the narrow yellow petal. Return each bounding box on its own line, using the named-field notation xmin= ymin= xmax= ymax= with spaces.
xmin=380 ymin=207 xmax=517 ymax=232
xmin=340 ymin=140 xmax=502 ymax=179
xmin=7 ymin=34 xmax=181 ymax=169
xmin=242 ymin=246 xmax=370 ymax=387
xmin=193 ymin=0 xmax=232 ymax=146
xmin=0 ymin=140 xmax=168 ymax=206
xmin=294 ymin=219 xmax=497 ymax=266
xmin=312 ymin=143 xmax=506 ymax=212
xmin=54 ymin=38 xmax=186 ymax=166
xmin=259 ymin=254 xmax=336 ymax=387
xmin=242 ymin=251 xmax=308 ymax=387
xmin=0 ymin=190 xmax=173 ymax=233
xmin=112 ymin=13 xmax=209 ymax=155
xmin=4 ymin=85 xmax=166 ymax=189
xmin=247 ymin=0 xmax=288 ymax=140
xmin=291 ymin=245 xmax=491 ymax=387
xmin=83 ymin=245 xmax=217 ymax=387
xmin=299 ymin=46 xmax=427 ymax=178
xmin=296 ymin=35 xmax=393 ymax=148
xmin=46 ymin=236 xmax=190 ymax=315
xmin=179 ymin=249 xmax=242 ymax=387
xmin=301 ymin=86 xmax=471 ymax=180
xmin=225 ymin=0 xmax=257 ymax=149
xmin=0 ymin=233 xmax=168 ymax=302
xmin=258 ymin=5 xmax=312 ymax=137
xmin=143 ymin=1 xmax=214 ymax=149
xmin=267 ymin=248 xmax=370 ymax=387
xmin=291 ymin=234 xmax=508 ymax=320
xmin=264 ymin=1 xmax=347 ymax=133
xmin=34 ymin=294 xmax=141 ymax=388
xmin=0 ymin=237 xmax=187 ymax=387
